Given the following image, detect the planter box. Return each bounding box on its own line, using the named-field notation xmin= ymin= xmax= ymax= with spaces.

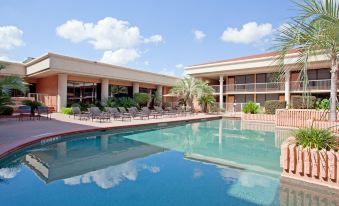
xmin=242 ymin=113 xmax=275 ymax=122
xmin=280 ymin=137 xmax=339 ymax=190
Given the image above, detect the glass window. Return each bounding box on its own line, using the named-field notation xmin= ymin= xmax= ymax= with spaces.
xmin=67 ymin=81 xmax=97 ymax=105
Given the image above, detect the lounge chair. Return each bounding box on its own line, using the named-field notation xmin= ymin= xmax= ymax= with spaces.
xmin=141 ymin=107 xmax=162 ymax=119
xmin=118 ymin=107 xmax=130 ymax=115
xmin=108 ymin=107 xmax=131 ymax=121
xmin=88 ymin=107 xmax=111 ymax=122
xmin=154 ymin=106 xmax=176 ymax=117
xmin=18 ymin=105 xmax=32 ymax=121
xmin=72 ymin=106 xmax=90 ymax=120
xmin=37 ymin=106 xmax=52 ymax=120
xmin=127 ymin=107 xmax=149 ymax=120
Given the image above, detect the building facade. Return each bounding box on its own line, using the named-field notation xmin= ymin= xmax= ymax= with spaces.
xmin=0 ymin=52 xmax=180 ymax=112
xmin=185 ymin=49 xmax=338 ymax=111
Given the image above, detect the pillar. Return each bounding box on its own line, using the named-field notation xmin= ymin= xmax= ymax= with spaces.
xmin=101 ymin=78 xmax=109 ymax=103
xmin=133 ymin=82 xmax=139 ymax=94
xmin=156 ymin=85 xmax=163 ymax=96
xmin=219 ymin=76 xmax=224 ymax=109
xmin=57 ymin=73 xmax=67 ymax=112
xmin=284 ymin=71 xmax=290 ymax=107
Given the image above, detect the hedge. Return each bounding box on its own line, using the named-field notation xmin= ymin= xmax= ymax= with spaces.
xmin=264 ymin=100 xmax=286 ymax=114
xmin=291 ymin=96 xmax=316 ymax=109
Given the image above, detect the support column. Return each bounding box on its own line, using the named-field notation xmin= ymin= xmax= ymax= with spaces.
xmin=133 ymin=82 xmax=139 ymax=94
xmin=284 ymin=70 xmax=290 ymax=107
xmin=219 ymin=76 xmax=224 ymax=109
xmin=101 ymin=78 xmax=109 ymax=103
xmin=57 ymin=73 xmax=67 ymax=112
xmin=156 ymin=85 xmax=163 ymax=96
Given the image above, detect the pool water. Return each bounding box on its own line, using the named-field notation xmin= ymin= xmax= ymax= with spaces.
xmin=0 ymin=119 xmax=337 ymax=206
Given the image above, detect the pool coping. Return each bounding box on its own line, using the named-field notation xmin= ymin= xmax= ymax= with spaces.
xmin=0 ymin=115 xmax=222 ymax=160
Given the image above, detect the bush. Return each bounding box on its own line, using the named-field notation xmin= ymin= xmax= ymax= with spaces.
xmin=61 ymin=107 xmax=73 ymax=115
xmin=0 ymin=106 xmax=13 ymax=115
xmin=315 ymin=98 xmax=330 ymax=110
xmin=22 ymin=100 xmax=43 ymax=114
xmin=291 ymin=96 xmax=316 ymax=109
xmin=134 ymin=93 xmax=150 ymax=107
xmin=105 ymin=97 xmax=118 ymax=108
xmin=117 ymin=97 xmax=135 ymax=108
xmin=264 ymin=100 xmax=286 ymax=114
xmin=242 ymin=101 xmax=260 ymax=114
xmin=295 ymin=127 xmax=338 ymax=150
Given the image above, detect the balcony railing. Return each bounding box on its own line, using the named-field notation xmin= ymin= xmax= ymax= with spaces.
xmin=211 ymin=79 xmax=336 ymax=93
xmin=290 ymin=79 xmax=332 ymax=91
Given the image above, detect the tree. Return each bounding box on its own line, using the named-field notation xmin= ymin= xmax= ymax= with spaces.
xmin=198 ymin=95 xmax=216 ymax=113
xmin=169 ymin=77 xmax=214 ymax=110
xmin=0 ymin=63 xmax=27 ymax=107
xmin=274 ymin=0 xmax=338 ymax=121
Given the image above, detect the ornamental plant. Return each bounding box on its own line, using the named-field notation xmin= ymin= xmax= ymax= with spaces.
xmin=294 ymin=127 xmax=338 ymax=150
xmin=242 ymin=101 xmax=260 ymax=114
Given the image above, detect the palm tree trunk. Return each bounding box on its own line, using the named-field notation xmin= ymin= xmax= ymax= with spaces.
xmin=329 ymin=54 xmax=338 ymax=121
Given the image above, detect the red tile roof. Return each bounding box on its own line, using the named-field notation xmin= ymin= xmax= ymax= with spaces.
xmin=191 ymin=48 xmax=300 ymax=67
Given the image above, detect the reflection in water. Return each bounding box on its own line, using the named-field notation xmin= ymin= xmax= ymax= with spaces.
xmin=23 ymin=134 xmax=165 ymax=185
xmin=0 ymin=119 xmax=334 ymax=206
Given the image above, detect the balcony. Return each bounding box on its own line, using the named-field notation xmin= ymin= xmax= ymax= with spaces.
xmin=211 ymin=79 xmax=335 ymax=94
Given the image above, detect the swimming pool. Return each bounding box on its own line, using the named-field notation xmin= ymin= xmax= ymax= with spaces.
xmin=0 ymin=119 xmax=337 ymax=206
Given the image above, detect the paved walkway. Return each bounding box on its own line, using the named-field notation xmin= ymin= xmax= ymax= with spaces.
xmin=0 ymin=113 xmax=221 ymax=157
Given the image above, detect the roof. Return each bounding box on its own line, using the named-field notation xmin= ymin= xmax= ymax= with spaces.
xmin=190 ymin=48 xmax=300 ymax=67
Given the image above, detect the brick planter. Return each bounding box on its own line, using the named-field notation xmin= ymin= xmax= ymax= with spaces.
xmin=242 ymin=113 xmax=275 ymax=122
xmin=280 ymin=137 xmax=339 ymax=190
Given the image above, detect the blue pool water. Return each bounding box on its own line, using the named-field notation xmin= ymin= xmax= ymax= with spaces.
xmin=0 ymin=119 xmax=337 ymax=206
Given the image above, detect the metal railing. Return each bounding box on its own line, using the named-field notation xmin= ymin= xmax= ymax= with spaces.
xmin=224 ymin=102 xmax=260 ymax=112
xmin=290 ymin=79 xmax=333 ymax=91
xmin=211 ymin=79 xmax=336 ymax=93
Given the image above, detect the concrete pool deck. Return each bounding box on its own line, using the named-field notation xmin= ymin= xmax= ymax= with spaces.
xmin=0 ymin=113 xmax=221 ymax=158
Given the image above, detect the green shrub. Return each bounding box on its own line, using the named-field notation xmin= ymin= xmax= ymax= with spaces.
xmin=22 ymin=100 xmax=43 ymax=114
xmin=291 ymin=96 xmax=316 ymax=109
xmin=105 ymin=97 xmax=118 ymax=108
xmin=242 ymin=101 xmax=260 ymax=114
xmin=134 ymin=93 xmax=150 ymax=107
xmin=0 ymin=106 xmax=13 ymax=115
xmin=117 ymin=97 xmax=135 ymax=108
xmin=264 ymin=100 xmax=286 ymax=114
xmin=315 ymin=98 xmax=330 ymax=110
xmin=295 ymin=127 xmax=338 ymax=150
xmin=61 ymin=107 xmax=73 ymax=115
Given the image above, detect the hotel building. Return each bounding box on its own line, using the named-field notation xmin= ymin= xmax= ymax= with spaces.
xmin=0 ymin=52 xmax=180 ymax=112
xmin=185 ymin=49 xmax=338 ymax=111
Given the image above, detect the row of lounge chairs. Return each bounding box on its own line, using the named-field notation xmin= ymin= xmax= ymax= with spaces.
xmin=71 ymin=106 xmax=195 ymax=122
xmin=17 ymin=105 xmax=52 ymax=121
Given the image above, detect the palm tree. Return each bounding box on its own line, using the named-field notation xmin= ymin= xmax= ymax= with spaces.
xmin=0 ymin=63 xmax=27 ymax=106
xmin=169 ymin=77 xmax=214 ymax=110
xmin=198 ymin=95 xmax=216 ymax=113
xmin=274 ymin=0 xmax=338 ymax=121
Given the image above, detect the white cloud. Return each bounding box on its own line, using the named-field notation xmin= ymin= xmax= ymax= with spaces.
xmin=57 ymin=17 xmax=162 ymax=50
xmin=144 ymin=34 xmax=163 ymax=43
xmin=0 ymin=26 xmax=24 ymax=50
xmin=159 ymin=68 xmax=176 ymax=76
xmin=100 ymin=48 xmax=140 ymax=66
xmin=0 ymin=167 xmax=20 ymax=179
xmin=175 ymin=63 xmax=184 ymax=69
xmin=221 ymin=22 xmax=272 ymax=44
xmin=193 ymin=30 xmax=205 ymax=41
xmin=144 ymin=60 xmax=149 ymax=66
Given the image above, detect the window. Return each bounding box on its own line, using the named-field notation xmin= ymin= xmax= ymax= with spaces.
xmin=67 ymin=81 xmax=97 ymax=105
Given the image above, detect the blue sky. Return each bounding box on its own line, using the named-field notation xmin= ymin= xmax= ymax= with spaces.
xmin=0 ymin=0 xmax=295 ymax=76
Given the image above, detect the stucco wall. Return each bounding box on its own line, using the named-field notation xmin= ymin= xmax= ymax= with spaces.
xmin=36 ymin=75 xmax=58 ymax=110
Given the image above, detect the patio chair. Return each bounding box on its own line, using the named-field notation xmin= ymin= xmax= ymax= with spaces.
xmin=37 ymin=106 xmax=52 ymax=120
xmin=127 ymin=107 xmax=149 ymax=120
xmin=18 ymin=105 xmax=33 ymax=121
xmin=154 ymin=106 xmax=176 ymax=117
xmin=72 ymin=107 xmax=90 ymax=120
xmin=118 ymin=107 xmax=130 ymax=115
xmin=108 ymin=107 xmax=131 ymax=121
xmin=88 ymin=107 xmax=111 ymax=122
xmin=141 ymin=107 xmax=162 ymax=119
